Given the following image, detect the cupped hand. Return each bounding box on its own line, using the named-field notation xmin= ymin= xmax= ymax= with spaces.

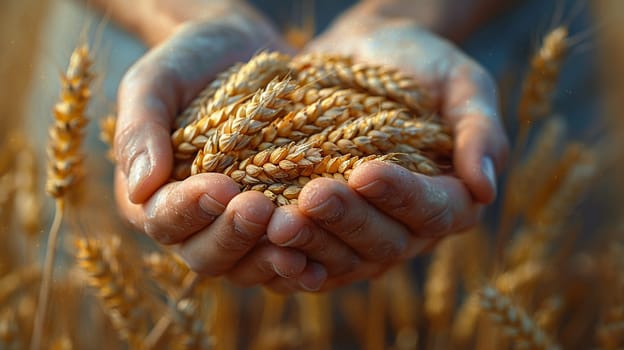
xmin=113 ymin=4 xmax=324 ymax=288
xmin=266 ymin=14 xmax=509 ymax=292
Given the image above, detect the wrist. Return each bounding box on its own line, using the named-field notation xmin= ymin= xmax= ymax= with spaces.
xmin=123 ymin=0 xmax=281 ymax=47
xmin=348 ymin=0 xmax=512 ymax=42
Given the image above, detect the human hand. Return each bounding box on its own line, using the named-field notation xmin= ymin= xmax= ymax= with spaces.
xmin=113 ymin=3 xmax=325 ymax=288
xmin=265 ymin=13 xmax=509 ymax=292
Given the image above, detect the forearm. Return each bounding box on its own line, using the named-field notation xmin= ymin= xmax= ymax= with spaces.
xmin=87 ymin=0 xmax=255 ymax=46
xmin=349 ymin=0 xmax=518 ymax=42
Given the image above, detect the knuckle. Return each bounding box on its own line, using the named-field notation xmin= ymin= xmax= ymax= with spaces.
xmin=366 ymin=238 xmax=405 ymax=262
xmin=213 ymin=231 xmax=251 ymax=253
xmin=331 ymin=254 xmax=360 ymax=276
xmin=185 ymin=256 xmax=221 ymax=277
xmin=421 ymin=201 xmax=453 ymax=236
xmin=340 ymin=214 xmax=369 ymax=242
xmin=142 ymin=220 xmax=178 ymax=245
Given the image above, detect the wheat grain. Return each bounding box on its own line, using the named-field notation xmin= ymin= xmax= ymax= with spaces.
xmin=99 ymin=114 xmax=117 ymax=162
xmin=171 ymin=298 xmax=214 ymax=350
xmin=144 ymin=252 xmax=190 ymax=297
xmin=75 ymin=237 xmax=147 ymax=346
xmin=535 ymin=296 xmax=564 ymax=334
xmin=186 ymin=78 xmax=298 ymax=172
xmin=174 ymin=63 xmax=243 ymax=129
xmin=518 ymin=27 xmax=568 ymax=128
xmin=45 ymin=44 xmax=93 ymax=199
xmin=480 ymin=285 xmax=560 ymax=350
xmin=291 ymin=53 xmax=434 ymax=113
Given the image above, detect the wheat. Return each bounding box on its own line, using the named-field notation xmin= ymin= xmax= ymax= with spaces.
xmin=451 ymin=292 xmax=481 ymax=347
xmin=385 ymin=265 xmax=420 ymax=350
xmin=32 ymin=42 xmax=95 ymax=350
xmin=45 ymin=44 xmax=93 ymax=199
xmin=291 ymin=53 xmax=434 ymax=113
xmin=185 ymin=78 xmax=297 ymax=171
xmin=518 ymin=27 xmax=568 ymax=129
xmin=174 ymin=63 xmax=243 ymax=129
xmin=171 ymin=298 xmax=214 ymax=350
xmin=535 ymin=296 xmax=564 ymax=334
xmin=424 ymin=237 xmax=459 ymax=331
xmin=144 ymin=252 xmax=190 ymax=297
xmin=480 ymin=285 xmax=560 ymax=350
xmin=75 ymin=237 xmax=147 ymax=346
xmin=99 ymin=114 xmax=117 ymax=162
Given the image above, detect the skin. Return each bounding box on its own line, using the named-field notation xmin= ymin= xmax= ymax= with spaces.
xmin=96 ymin=0 xmax=510 ymax=293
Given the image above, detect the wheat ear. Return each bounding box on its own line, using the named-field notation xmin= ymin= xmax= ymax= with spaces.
xmin=292 ymin=53 xmax=434 ymax=113
xmin=518 ymin=26 xmax=568 ymax=131
xmin=174 ymin=62 xmax=243 ymax=129
xmin=75 ymin=237 xmax=146 ymax=347
xmin=479 ymin=285 xmax=561 ymax=350
xmin=190 ymin=78 xmax=298 ymax=174
xmin=99 ymin=114 xmax=117 ymax=162
xmin=31 ymin=43 xmax=94 ymax=350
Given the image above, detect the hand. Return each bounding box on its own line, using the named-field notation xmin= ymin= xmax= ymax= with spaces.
xmin=265 ymin=13 xmax=509 ymax=292
xmin=113 ymin=3 xmax=323 ymax=288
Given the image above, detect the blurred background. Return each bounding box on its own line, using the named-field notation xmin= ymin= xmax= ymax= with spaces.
xmin=1 ymin=0 xmax=623 ymax=349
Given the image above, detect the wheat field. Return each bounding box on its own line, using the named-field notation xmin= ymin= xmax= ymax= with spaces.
xmin=0 ymin=1 xmax=623 ymax=349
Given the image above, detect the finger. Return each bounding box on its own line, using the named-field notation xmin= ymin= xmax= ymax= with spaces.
xmin=349 ymin=161 xmax=481 ymax=237
xmin=175 ymin=191 xmax=274 ymax=276
xmin=297 ymin=178 xmax=412 ymax=262
xmin=115 ymin=170 xmax=240 ymax=245
xmin=115 ymin=23 xmax=266 ymax=203
xmin=267 ymin=205 xmax=361 ymax=277
xmin=442 ymin=63 xmax=510 ymax=204
xmin=265 ymin=261 xmax=329 ymax=293
xmin=226 ymin=239 xmax=307 ymax=287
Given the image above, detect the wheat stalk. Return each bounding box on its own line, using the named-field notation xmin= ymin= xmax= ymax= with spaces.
xmin=32 ymin=43 xmax=94 ymax=350
xmin=424 ymin=237 xmax=459 ymax=331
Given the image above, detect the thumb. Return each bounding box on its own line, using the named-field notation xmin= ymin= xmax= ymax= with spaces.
xmin=115 ymin=21 xmax=283 ymax=203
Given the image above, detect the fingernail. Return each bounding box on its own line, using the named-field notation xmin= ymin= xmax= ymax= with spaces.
xmin=298 ymin=262 xmax=327 ymax=292
xmin=482 ymin=157 xmax=497 ymax=197
xmin=307 ymin=195 xmax=343 ymax=223
xmin=280 ymin=225 xmax=310 ymax=247
xmin=199 ymin=194 xmax=225 ymax=218
xmin=355 ymin=180 xmax=389 ymax=199
xmin=272 ymin=262 xmax=291 ymax=278
xmin=128 ymin=152 xmax=151 ymax=195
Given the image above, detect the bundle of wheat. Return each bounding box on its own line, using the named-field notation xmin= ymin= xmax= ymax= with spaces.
xmin=168 ymin=51 xmax=453 ymax=206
